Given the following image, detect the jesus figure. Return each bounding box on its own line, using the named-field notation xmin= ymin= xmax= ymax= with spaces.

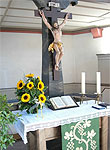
xmin=39 ymin=10 xmax=69 ymax=70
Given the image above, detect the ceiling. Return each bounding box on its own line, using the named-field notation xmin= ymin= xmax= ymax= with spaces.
xmin=0 ymin=0 xmax=110 ymax=31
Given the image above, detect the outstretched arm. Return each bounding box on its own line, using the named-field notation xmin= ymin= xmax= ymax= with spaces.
xmin=39 ymin=10 xmax=52 ymax=30
xmin=59 ymin=13 xmax=69 ymax=29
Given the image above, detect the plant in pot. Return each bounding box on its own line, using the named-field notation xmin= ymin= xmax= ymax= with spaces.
xmin=0 ymin=94 xmax=20 ymax=150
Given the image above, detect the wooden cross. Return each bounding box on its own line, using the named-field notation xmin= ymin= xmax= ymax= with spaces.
xmin=34 ymin=0 xmax=72 ymax=97
xmin=34 ymin=0 xmax=72 ymax=23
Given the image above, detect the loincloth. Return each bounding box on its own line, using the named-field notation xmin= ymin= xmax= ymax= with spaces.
xmin=48 ymin=42 xmax=63 ymax=53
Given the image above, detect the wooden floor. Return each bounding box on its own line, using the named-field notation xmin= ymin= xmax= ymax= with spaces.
xmin=7 ymin=138 xmax=62 ymax=150
xmin=7 ymin=140 xmax=27 ymax=150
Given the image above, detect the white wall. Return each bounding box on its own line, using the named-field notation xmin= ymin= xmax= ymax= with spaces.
xmin=0 ymin=32 xmax=42 ymax=88
xmin=62 ymin=27 xmax=110 ymax=83
xmin=0 ymin=27 xmax=110 ymax=88
xmin=62 ymin=33 xmax=98 ymax=84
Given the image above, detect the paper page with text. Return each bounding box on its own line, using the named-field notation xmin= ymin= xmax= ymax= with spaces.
xmin=50 ymin=98 xmax=57 ymax=109
xmin=61 ymin=96 xmax=77 ymax=107
xmin=51 ymin=97 xmax=66 ymax=109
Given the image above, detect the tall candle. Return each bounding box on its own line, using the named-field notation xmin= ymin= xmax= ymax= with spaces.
xmin=81 ymin=72 xmax=85 ymax=94
xmin=96 ymin=72 xmax=101 ymax=94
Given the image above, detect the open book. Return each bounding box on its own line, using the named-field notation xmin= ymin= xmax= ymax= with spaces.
xmin=50 ymin=96 xmax=78 ymax=110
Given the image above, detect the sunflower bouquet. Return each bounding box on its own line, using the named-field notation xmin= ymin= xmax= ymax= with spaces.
xmin=15 ymin=74 xmax=47 ymax=114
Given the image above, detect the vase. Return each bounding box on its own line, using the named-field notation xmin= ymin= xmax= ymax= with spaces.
xmin=27 ymin=100 xmax=40 ymax=114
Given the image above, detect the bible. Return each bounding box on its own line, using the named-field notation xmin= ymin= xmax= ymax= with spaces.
xmin=49 ymin=96 xmax=78 ymax=110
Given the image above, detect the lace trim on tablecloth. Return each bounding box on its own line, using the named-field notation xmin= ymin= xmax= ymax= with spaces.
xmin=14 ymin=100 xmax=110 ymax=144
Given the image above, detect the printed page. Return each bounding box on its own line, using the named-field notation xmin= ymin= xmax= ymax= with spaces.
xmin=50 ymin=97 xmax=66 ymax=109
xmin=50 ymin=98 xmax=57 ymax=109
xmin=61 ymin=96 xmax=77 ymax=107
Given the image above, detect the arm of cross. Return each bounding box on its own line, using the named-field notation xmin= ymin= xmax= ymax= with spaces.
xmin=39 ymin=10 xmax=52 ymax=30
xmin=59 ymin=13 xmax=70 ymax=29
xmin=34 ymin=9 xmax=72 ymax=25
xmin=34 ymin=9 xmax=72 ymax=18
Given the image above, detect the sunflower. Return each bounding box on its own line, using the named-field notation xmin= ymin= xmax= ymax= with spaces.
xmin=25 ymin=73 xmax=34 ymax=78
xmin=37 ymin=81 xmax=44 ymax=91
xmin=21 ymin=93 xmax=30 ymax=103
xmin=37 ymin=76 xmax=40 ymax=80
xmin=42 ymin=91 xmax=44 ymax=95
xmin=27 ymin=82 xmax=34 ymax=90
xmin=38 ymin=94 xmax=46 ymax=103
xmin=17 ymin=80 xmax=25 ymax=90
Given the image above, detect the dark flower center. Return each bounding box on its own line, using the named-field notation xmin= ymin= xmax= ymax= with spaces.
xmin=29 ymin=84 xmax=32 ymax=87
xmin=39 ymin=84 xmax=42 ymax=88
xmin=19 ymin=83 xmax=23 ymax=87
xmin=24 ymin=96 xmax=28 ymax=100
xmin=41 ymin=97 xmax=44 ymax=101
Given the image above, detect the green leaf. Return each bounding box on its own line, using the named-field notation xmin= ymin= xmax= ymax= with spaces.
xmin=0 ymin=94 xmax=21 ymax=149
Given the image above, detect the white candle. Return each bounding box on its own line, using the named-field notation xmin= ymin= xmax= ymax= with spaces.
xmin=96 ymin=72 xmax=101 ymax=94
xmin=81 ymin=72 xmax=85 ymax=94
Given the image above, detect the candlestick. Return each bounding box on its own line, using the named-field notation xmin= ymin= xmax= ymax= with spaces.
xmin=80 ymin=94 xmax=86 ymax=104
xmin=81 ymin=72 xmax=86 ymax=94
xmin=96 ymin=72 xmax=101 ymax=94
xmin=95 ymin=94 xmax=101 ymax=104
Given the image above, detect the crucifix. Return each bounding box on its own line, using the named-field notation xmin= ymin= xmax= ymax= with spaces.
xmin=33 ymin=0 xmax=77 ymax=97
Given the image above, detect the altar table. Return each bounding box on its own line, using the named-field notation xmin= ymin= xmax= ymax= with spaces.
xmin=14 ymin=100 xmax=110 ymax=150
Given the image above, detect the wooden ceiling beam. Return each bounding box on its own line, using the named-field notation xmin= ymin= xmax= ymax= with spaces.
xmin=79 ymin=0 xmax=110 ymax=3
xmin=0 ymin=0 xmax=13 ymax=26
xmin=76 ymin=4 xmax=110 ymax=11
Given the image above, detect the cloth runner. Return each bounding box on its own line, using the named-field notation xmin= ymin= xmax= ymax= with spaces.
xmin=61 ymin=118 xmax=99 ymax=150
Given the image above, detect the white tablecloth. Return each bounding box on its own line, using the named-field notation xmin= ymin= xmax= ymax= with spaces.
xmin=14 ymin=100 xmax=110 ymax=144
